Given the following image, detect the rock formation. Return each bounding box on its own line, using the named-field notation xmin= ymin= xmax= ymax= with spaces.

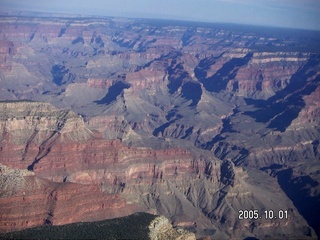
xmin=148 ymin=216 xmax=196 ymax=240
xmin=0 ymin=13 xmax=319 ymax=239
xmin=0 ymin=101 xmax=315 ymax=239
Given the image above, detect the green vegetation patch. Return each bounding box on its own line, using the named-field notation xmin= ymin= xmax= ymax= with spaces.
xmin=0 ymin=212 xmax=158 ymax=239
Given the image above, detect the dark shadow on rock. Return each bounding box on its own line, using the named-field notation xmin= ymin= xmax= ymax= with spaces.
xmin=51 ymin=64 xmax=68 ymax=86
xmin=195 ymin=52 xmax=253 ymax=93
xmin=181 ymin=27 xmax=196 ymax=46
xmin=167 ymin=61 xmax=189 ymax=95
xmin=260 ymin=163 xmax=283 ymax=171
xmin=181 ymin=81 xmax=202 ymax=107
xmin=181 ymin=126 xmax=194 ymax=139
xmin=95 ymin=82 xmax=130 ymax=105
xmin=277 ymin=168 xmax=320 ymax=237
xmin=202 ymin=117 xmax=236 ymax=150
xmin=244 ymin=54 xmax=320 ymax=132
xmin=71 ymin=37 xmax=84 ymax=45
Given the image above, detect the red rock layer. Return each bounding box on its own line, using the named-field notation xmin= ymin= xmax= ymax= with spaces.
xmin=0 ymin=102 xmax=199 ymax=233
xmin=0 ymin=173 xmax=140 ymax=233
xmin=32 ymin=137 xmax=194 ymax=188
xmin=87 ymin=78 xmax=114 ymax=89
xmin=291 ymin=85 xmax=320 ymax=127
xmin=125 ymin=68 xmax=166 ymax=91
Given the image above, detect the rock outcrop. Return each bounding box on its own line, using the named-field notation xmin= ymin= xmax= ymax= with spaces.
xmin=149 ymin=216 xmax=196 ymax=240
xmin=0 ymin=101 xmax=315 ymax=239
xmin=0 ymin=163 xmax=139 ymax=233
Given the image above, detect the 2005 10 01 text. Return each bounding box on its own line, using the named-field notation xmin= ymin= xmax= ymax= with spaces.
xmin=238 ymin=209 xmax=288 ymax=220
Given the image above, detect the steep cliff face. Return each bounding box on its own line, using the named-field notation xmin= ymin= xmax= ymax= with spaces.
xmin=0 ymin=163 xmax=137 ymax=233
xmin=0 ymin=102 xmax=315 ymax=239
xmin=0 ymin=101 xmax=94 ymax=170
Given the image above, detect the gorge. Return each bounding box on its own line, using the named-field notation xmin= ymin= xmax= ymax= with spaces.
xmin=0 ymin=13 xmax=319 ymax=239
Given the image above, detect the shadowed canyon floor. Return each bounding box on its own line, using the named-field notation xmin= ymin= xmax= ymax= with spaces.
xmin=0 ymin=13 xmax=319 ymax=239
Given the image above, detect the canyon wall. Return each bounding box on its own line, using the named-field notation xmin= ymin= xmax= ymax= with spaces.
xmin=0 ymin=102 xmax=315 ymax=239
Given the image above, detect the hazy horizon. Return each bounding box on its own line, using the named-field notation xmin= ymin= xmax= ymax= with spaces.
xmin=1 ymin=0 xmax=320 ymax=31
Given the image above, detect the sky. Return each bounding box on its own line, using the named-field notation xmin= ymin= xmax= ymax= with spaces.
xmin=1 ymin=0 xmax=320 ymax=30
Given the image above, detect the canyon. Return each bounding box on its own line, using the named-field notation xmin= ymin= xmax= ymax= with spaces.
xmin=0 ymin=13 xmax=319 ymax=239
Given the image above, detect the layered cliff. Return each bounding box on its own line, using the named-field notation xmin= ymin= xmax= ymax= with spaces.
xmin=0 ymin=163 xmax=138 ymax=233
xmin=1 ymin=16 xmax=318 ymax=147
xmin=0 ymin=101 xmax=315 ymax=239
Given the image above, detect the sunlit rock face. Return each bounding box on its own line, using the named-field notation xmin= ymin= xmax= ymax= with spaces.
xmin=0 ymin=14 xmax=319 ymax=239
xmin=0 ymin=102 xmax=314 ymax=239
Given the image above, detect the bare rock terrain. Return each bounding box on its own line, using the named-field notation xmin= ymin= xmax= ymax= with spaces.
xmin=0 ymin=13 xmax=319 ymax=239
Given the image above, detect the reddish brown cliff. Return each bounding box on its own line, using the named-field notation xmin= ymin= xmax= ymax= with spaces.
xmin=0 ymin=164 xmax=140 ymax=233
xmin=0 ymin=102 xmax=199 ymax=233
xmin=0 ymin=102 xmax=315 ymax=239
